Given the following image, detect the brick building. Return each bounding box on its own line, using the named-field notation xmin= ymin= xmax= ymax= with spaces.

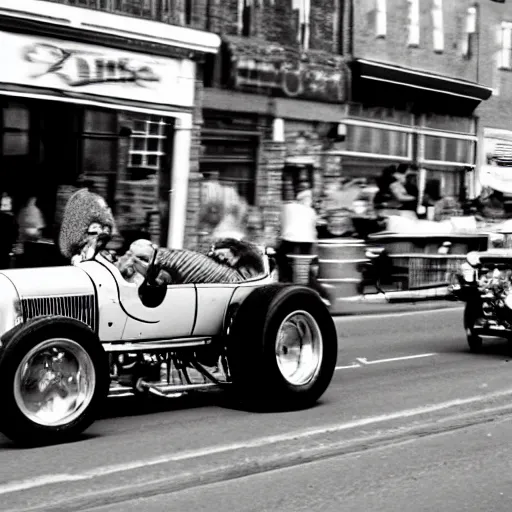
xmin=195 ymin=0 xmax=352 ymax=249
xmin=344 ymin=0 xmax=493 ymax=206
xmin=473 ymin=0 xmax=512 ymax=205
xmin=0 ymin=0 xmax=221 ymax=262
xmin=197 ymin=0 xmax=500 ymax=248
xmin=5 ymin=0 xmax=508 ymax=263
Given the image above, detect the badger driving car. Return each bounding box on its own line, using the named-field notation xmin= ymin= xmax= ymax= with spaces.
xmin=0 ymin=239 xmax=337 ymax=446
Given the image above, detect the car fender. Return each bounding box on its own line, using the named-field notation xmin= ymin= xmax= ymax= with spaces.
xmin=223 ymin=281 xmax=288 ymax=335
xmin=0 ymin=274 xmax=22 ymax=342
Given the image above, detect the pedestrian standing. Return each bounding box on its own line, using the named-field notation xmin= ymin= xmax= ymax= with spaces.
xmin=277 ymin=185 xmax=330 ymax=305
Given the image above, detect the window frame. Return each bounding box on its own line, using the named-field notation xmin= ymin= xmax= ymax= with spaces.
xmin=200 ymin=128 xmax=259 ymax=206
xmin=333 ymin=119 xmax=414 ymax=162
xmin=292 ymin=0 xmax=311 ymax=49
xmin=462 ymin=5 xmax=477 ymax=59
xmin=376 ymin=0 xmax=387 ymax=39
xmin=128 ymin=116 xmax=167 ymax=171
xmin=499 ymin=21 xmax=512 ymax=70
xmin=432 ymin=0 xmax=444 ymax=53
xmin=407 ymin=0 xmax=420 ymax=47
xmin=237 ymin=0 xmax=252 ymax=37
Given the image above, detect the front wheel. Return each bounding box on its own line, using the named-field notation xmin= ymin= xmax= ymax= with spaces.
xmin=0 ymin=318 xmax=109 ymax=446
xmin=228 ymin=284 xmax=338 ymax=408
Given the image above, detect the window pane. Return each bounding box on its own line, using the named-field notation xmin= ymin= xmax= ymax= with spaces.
xmin=83 ymin=138 xmax=116 ymax=174
xmin=132 ymin=120 xmax=146 ymax=133
xmin=4 ymin=105 xmax=29 ymax=130
xmin=84 ymin=109 xmax=117 ymax=133
xmin=347 ymin=125 xmax=409 ymax=157
xmin=200 ymin=162 xmax=256 ymax=205
xmin=148 ymin=138 xmax=160 ymax=152
xmin=132 ymin=138 xmax=146 ymax=151
xmin=422 ymin=114 xmax=475 ymax=134
xmin=131 ymin=154 xmax=143 ymax=166
xmin=149 ymin=122 xmax=162 ymax=135
xmin=147 ymin=155 xmax=159 ymax=168
xmin=424 ymin=135 xmax=473 ymax=163
xmin=3 ymin=133 xmax=29 ymax=155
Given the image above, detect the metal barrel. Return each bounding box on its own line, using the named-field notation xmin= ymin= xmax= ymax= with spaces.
xmin=317 ymin=239 xmax=368 ymax=309
xmin=287 ymin=254 xmax=317 ymax=285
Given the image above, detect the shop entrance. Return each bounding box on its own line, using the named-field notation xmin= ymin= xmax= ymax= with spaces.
xmin=0 ymin=97 xmax=175 ymax=268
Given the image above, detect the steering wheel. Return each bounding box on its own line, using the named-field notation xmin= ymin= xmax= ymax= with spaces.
xmin=138 ymin=244 xmax=167 ymax=308
xmin=144 ymin=243 xmax=160 ymax=285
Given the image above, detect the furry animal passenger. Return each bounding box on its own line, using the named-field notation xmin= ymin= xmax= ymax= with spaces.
xmin=59 ymin=189 xmax=265 ymax=285
xmin=118 ymin=238 xmax=265 ymax=285
xmin=59 ymin=188 xmax=115 ymax=263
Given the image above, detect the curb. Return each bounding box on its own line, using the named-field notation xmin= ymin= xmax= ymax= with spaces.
xmin=14 ymin=398 xmax=512 ymax=512
xmin=331 ymin=299 xmax=463 ymax=317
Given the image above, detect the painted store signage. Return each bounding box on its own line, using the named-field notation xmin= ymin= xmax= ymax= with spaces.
xmin=0 ymin=31 xmax=195 ymax=108
xmin=230 ymin=53 xmax=349 ymax=104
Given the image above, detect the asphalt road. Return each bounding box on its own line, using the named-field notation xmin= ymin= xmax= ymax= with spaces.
xmin=3 ymin=304 xmax=512 ymax=512
xmin=87 ymin=416 xmax=512 ymax=512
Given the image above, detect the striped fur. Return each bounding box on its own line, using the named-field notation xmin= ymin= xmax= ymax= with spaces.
xmin=156 ymin=248 xmax=246 ymax=284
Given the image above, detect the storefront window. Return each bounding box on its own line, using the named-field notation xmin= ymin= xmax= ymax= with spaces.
xmin=425 ymin=169 xmax=462 ymax=198
xmin=129 ymin=116 xmax=167 ymax=170
xmin=2 ymin=104 xmax=30 ymax=156
xmin=345 ymin=124 xmax=410 ymax=158
xmin=422 ymin=135 xmax=475 ymax=165
xmin=200 ymin=129 xmax=258 ymax=205
xmin=421 ymin=113 xmax=476 ymax=135
xmin=82 ymin=109 xmax=118 ymax=201
xmin=0 ymin=97 xmax=175 ymax=269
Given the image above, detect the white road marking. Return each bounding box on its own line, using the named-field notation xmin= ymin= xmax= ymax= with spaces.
xmin=335 ymin=363 xmax=361 ymax=370
xmin=356 ymin=353 xmax=437 ymax=365
xmin=335 ymin=353 xmax=437 ymax=371
xmin=2 ymin=386 xmax=512 ymax=496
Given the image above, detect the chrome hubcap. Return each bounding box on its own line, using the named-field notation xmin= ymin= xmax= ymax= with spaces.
xmin=14 ymin=338 xmax=96 ymax=426
xmin=275 ymin=311 xmax=323 ymax=386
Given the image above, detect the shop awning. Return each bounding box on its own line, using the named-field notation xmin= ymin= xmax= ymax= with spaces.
xmin=352 ymin=59 xmax=493 ymax=112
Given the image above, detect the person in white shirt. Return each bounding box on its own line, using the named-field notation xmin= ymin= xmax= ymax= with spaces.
xmin=276 ymin=187 xmax=330 ymax=305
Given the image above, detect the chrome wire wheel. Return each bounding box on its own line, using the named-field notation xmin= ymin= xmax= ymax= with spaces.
xmin=275 ymin=310 xmax=323 ymax=386
xmin=13 ymin=338 xmax=96 ymax=427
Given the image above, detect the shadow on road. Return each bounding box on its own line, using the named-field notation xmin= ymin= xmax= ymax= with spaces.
xmin=0 ymin=389 xmax=333 ymax=450
xmin=445 ymin=336 xmax=512 ymax=360
xmin=97 ymin=390 xmax=326 ymax=419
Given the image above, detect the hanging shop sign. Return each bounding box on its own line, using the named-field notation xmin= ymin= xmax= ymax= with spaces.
xmin=0 ymin=31 xmax=195 ymax=108
xmin=225 ymin=39 xmax=349 ymax=104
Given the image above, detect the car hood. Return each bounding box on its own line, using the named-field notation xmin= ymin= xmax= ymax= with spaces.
xmin=0 ymin=266 xmax=94 ymax=298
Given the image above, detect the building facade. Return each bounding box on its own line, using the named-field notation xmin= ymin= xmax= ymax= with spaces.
xmin=343 ymin=0 xmax=492 ymax=206
xmin=0 ymin=0 xmax=219 ymax=267
xmin=474 ymin=0 xmax=512 ymax=208
xmin=9 ymin=0 xmax=510 ymax=263
xmin=195 ymin=0 xmax=352 ymax=249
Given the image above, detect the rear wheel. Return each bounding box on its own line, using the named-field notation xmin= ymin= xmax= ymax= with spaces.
xmin=464 ymin=301 xmax=483 ymax=353
xmin=228 ymin=284 xmax=338 ymax=408
xmin=0 ymin=318 xmax=109 ymax=446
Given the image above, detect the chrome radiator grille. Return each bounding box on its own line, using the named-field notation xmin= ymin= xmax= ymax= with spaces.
xmin=21 ymin=295 xmax=97 ymax=331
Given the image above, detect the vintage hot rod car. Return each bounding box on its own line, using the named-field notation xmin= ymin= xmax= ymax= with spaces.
xmin=0 ymin=245 xmax=337 ymax=446
xmin=450 ymin=248 xmax=512 ymax=352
